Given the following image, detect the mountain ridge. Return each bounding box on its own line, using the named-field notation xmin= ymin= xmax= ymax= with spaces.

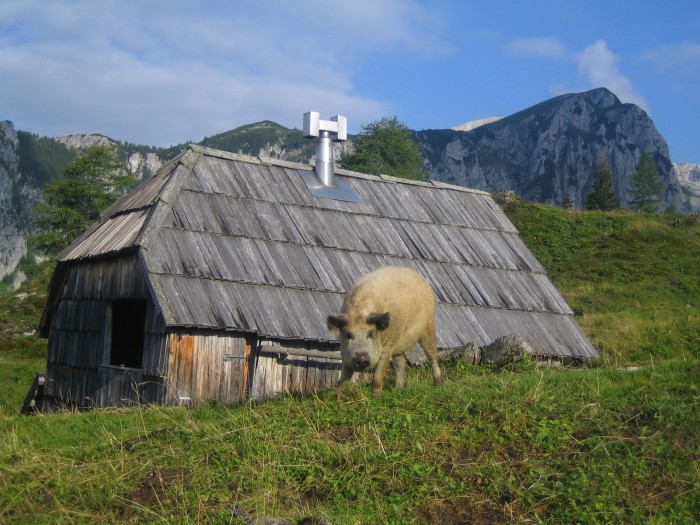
xmin=416 ymin=88 xmax=686 ymax=210
xmin=1 ymin=87 xmax=698 ymax=286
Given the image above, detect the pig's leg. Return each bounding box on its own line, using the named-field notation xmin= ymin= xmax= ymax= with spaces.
xmin=337 ymin=362 xmax=355 ymax=386
xmin=392 ymin=354 xmax=406 ymax=389
xmin=420 ymin=323 xmax=443 ymax=387
xmin=372 ymin=353 xmax=392 ymax=395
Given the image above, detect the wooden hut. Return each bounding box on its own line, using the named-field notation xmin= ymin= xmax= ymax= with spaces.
xmin=37 ymin=144 xmax=598 ymax=409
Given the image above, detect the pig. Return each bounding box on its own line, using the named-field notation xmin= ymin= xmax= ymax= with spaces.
xmin=327 ymin=266 xmax=443 ymax=395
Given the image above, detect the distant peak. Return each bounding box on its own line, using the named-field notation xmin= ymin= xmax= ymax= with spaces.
xmin=232 ymin=120 xmax=287 ymax=133
xmin=451 ymin=117 xmax=502 ymax=132
xmin=55 ymin=134 xmax=114 ymax=150
xmin=577 ymin=87 xmax=622 ymax=108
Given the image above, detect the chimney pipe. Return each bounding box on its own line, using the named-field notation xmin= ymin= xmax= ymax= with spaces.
xmin=303 ymin=111 xmax=347 ymax=187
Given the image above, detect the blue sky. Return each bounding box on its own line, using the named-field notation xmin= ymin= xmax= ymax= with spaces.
xmin=1 ymin=0 xmax=699 ymax=163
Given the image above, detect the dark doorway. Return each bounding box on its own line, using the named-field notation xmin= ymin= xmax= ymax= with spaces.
xmin=110 ymin=300 xmax=147 ymax=368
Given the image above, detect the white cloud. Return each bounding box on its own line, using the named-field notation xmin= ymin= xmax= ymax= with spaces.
xmin=576 ymin=40 xmax=649 ymax=112
xmin=0 ymin=0 xmax=442 ymax=145
xmin=502 ymin=37 xmax=649 ymax=113
xmin=504 ymin=37 xmax=566 ymax=59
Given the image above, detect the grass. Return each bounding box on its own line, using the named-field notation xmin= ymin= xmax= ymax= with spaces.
xmin=0 ymin=261 xmax=52 ymax=413
xmin=499 ymin=198 xmax=700 ymax=367
xmin=1 ymin=364 xmax=698 ymax=524
xmin=0 ymin=202 xmax=699 ymax=523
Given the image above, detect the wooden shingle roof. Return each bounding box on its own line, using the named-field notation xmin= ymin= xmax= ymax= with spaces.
xmin=45 ymin=145 xmax=598 ymax=359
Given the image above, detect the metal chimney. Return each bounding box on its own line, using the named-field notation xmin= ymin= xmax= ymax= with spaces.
xmin=303 ymin=111 xmax=347 ymax=187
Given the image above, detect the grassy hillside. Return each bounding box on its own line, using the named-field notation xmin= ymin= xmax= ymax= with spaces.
xmin=154 ymin=121 xmax=317 ymax=163
xmin=0 ymin=261 xmax=52 ymax=412
xmin=0 ymin=203 xmax=698 ymax=524
xmin=498 ymin=197 xmax=699 ymax=366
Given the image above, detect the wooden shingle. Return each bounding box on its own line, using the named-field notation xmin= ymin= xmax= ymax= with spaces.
xmin=41 ymin=144 xmax=598 ymax=360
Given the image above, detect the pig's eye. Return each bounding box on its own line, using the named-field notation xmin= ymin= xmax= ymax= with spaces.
xmin=343 ymin=332 xmax=354 ymax=340
xmin=367 ymin=331 xmax=374 ymax=338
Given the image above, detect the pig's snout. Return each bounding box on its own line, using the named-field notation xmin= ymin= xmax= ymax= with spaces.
xmin=352 ymin=352 xmax=371 ymax=371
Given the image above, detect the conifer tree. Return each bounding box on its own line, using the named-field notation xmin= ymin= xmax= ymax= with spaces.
xmin=31 ymin=145 xmax=135 ymax=256
xmin=630 ymin=153 xmax=664 ymax=212
xmin=586 ymin=157 xmax=619 ymax=211
xmin=340 ymin=116 xmax=426 ymax=180
xmin=561 ymin=192 xmax=573 ymax=209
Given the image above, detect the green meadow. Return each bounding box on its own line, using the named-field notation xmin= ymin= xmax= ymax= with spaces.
xmin=1 ymin=201 xmax=698 ymax=524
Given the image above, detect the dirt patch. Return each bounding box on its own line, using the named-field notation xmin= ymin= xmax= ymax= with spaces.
xmin=629 ymin=473 xmax=684 ymax=509
xmin=442 ymin=446 xmax=486 ymax=473
xmin=416 ymin=498 xmax=506 ymax=525
xmin=130 ymin=467 xmax=185 ymax=507
xmin=323 ymin=426 xmax=357 ymax=444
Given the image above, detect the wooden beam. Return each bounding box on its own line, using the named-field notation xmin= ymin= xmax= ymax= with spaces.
xmin=258 ymin=346 xmax=342 ymax=361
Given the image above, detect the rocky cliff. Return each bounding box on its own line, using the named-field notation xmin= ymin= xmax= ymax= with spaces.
xmin=0 ymin=126 xmax=166 ymax=285
xmin=0 ymin=122 xmax=37 ymax=282
xmin=416 ymin=88 xmax=686 ymax=210
xmin=673 ymin=162 xmax=700 ymax=212
xmin=56 ymin=134 xmax=164 ymax=180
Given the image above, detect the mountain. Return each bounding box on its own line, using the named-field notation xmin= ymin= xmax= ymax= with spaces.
xmin=1 ymin=87 xmax=696 ymax=286
xmin=197 ymin=121 xmax=315 ymax=161
xmin=416 ymin=88 xmax=686 ymax=211
xmin=450 ymin=117 xmax=502 ymax=132
xmin=673 ymin=162 xmax=700 ymax=212
xmin=0 ymin=122 xmax=30 ymax=284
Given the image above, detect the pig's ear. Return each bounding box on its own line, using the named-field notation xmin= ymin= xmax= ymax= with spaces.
xmin=367 ymin=312 xmax=390 ymax=331
xmin=327 ymin=314 xmax=349 ymax=333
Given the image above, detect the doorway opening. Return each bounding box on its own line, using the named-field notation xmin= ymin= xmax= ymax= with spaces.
xmin=109 ymin=300 xmax=147 ymax=368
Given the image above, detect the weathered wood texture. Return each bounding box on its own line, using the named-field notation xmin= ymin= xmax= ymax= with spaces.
xmin=39 ymin=144 xmax=599 ymax=408
xmin=21 ymin=373 xmax=45 ymax=415
xmin=41 ymin=146 xmax=598 ymax=358
xmin=166 ymin=331 xmax=250 ymax=405
xmin=42 ymin=254 xmax=168 ymax=408
xmin=251 ymin=341 xmax=347 ymax=399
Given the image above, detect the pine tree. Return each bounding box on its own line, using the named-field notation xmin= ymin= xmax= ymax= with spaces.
xmin=586 ymin=157 xmax=619 ymax=211
xmin=31 ymin=145 xmax=135 ymax=256
xmin=630 ymin=153 xmax=664 ymax=212
xmin=561 ymin=192 xmax=573 ymax=209
xmin=339 ymin=116 xmax=426 ymax=180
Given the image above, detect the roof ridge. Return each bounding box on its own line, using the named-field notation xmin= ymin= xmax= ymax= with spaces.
xmin=188 ymin=144 xmax=264 ymax=164
xmin=187 ymin=143 xmax=490 ymax=196
xmin=135 ymin=148 xmax=202 ymax=248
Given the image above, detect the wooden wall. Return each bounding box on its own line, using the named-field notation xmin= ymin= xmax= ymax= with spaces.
xmin=163 ymin=334 xmax=346 ymax=405
xmin=43 ymin=254 xmax=354 ymax=409
xmin=43 ymin=254 xmax=168 ymax=409
xmin=165 ymin=331 xmax=251 ymax=405
xmin=250 ymin=340 xmax=344 ymax=399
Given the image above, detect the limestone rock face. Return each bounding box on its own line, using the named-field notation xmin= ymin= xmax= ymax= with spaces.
xmin=451 ymin=117 xmax=502 ymax=132
xmin=58 ymin=134 xmax=165 ymax=180
xmin=55 ymin=133 xmax=112 ymax=150
xmin=673 ymin=162 xmax=700 ymax=212
xmin=128 ymin=151 xmax=163 ymax=180
xmin=0 ymin=121 xmax=29 ymax=281
xmin=416 ymin=88 xmax=686 ymax=211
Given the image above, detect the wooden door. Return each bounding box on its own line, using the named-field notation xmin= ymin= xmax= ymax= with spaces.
xmin=167 ymin=333 xmax=195 ymax=404
xmin=218 ymin=334 xmax=255 ymax=403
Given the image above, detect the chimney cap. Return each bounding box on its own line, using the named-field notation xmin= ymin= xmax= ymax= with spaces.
xmin=303 ymin=111 xmax=347 ymax=142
